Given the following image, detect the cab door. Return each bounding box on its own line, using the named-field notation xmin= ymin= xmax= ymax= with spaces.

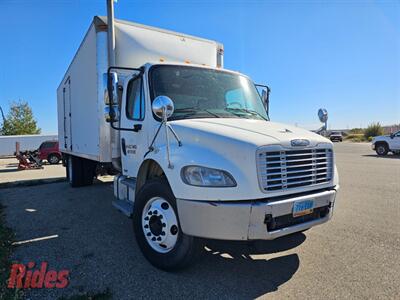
xmin=120 ymin=73 xmax=147 ymax=176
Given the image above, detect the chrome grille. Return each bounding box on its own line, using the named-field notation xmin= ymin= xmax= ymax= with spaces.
xmin=257 ymin=147 xmax=333 ymax=191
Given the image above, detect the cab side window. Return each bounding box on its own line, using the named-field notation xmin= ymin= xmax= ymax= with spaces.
xmin=40 ymin=142 xmax=55 ymax=149
xmin=126 ymin=77 xmax=145 ymax=120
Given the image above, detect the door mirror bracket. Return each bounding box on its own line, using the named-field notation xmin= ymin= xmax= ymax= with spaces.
xmin=145 ymin=96 xmax=182 ymax=169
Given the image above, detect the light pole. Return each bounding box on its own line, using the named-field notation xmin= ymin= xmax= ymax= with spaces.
xmin=0 ymin=106 xmax=5 ymax=123
xmin=0 ymin=106 xmax=5 ymax=135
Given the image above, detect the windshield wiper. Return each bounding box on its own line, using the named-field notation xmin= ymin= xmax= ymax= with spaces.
xmin=173 ymin=107 xmax=221 ymax=119
xmin=224 ymin=107 xmax=267 ymax=120
xmin=174 ymin=107 xmax=197 ymax=112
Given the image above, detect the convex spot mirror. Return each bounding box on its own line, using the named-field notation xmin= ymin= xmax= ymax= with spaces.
xmin=152 ymin=96 xmax=175 ymax=120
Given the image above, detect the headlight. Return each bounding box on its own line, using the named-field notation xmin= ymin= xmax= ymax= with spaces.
xmin=181 ymin=166 xmax=237 ymax=187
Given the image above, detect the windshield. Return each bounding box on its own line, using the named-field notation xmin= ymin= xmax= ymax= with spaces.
xmin=149 ymin=65 xmax=269 ymax=121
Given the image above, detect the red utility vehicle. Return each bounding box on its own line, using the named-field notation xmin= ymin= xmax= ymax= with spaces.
xmin=38 ymin=140 xmax=61 ymax=164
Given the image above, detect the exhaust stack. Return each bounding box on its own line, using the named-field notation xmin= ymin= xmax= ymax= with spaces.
xmin=107 ymin=0 xmax=116 ymax=67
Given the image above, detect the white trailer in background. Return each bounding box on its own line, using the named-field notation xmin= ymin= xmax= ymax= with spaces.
xmin=57 ymin=14 xmax=339 ymax=271
xmin=0 ymin=134 xmax=58 ymax=157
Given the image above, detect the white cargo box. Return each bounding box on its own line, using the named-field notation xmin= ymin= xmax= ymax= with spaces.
xmin=57 ymin=16 xmax=223 ymax=162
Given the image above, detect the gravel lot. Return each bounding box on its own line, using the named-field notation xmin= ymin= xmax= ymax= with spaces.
xmin=1 ymin=143 xmax=399 ymax=299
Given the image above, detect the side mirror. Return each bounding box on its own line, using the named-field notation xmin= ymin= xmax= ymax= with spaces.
xmin=261 ymin=89 xmax=270 ymax=115
xmin=104 ymin=105 xmax=119 ymax=123
xmin=105 ymin=72 xmax=119 ymax=105
xmin=318 ymin=108 xmax=328 ymax=123
xmin=390 ymin=133 xmax=395 ymax=139
xmin=152 ymin=96 xmax=175 ymax=120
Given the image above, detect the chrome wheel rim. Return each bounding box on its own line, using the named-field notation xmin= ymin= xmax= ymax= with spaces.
xmin=49 ymin=156 xmax=58 ymax=163
xmin=142 ymin=197 xmax=179 ymax=253
xmin=377 ymin=146 xmax=385 ymax=155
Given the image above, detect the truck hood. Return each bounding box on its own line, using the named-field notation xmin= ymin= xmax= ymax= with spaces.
xmin=171 ymin=118 xmax=331 ymax=148
xmin=372 ymin=135 xmax=392 ymax=142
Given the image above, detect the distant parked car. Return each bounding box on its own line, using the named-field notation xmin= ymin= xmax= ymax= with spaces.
xmin=371 ymin=131 xmax=400 ymax=156
xmin=330 ymin=132 xmax=343 ymax=142
xmin=38 ymin=141 xmax=61 ymax=164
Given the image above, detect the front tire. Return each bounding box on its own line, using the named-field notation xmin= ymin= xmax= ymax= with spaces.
xmin=375 ymin=143 xmax=388 ymax=156
xmin=133 ymin=179 xmax=198 ymax=271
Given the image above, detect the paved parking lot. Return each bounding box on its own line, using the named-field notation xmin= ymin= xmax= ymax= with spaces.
xmin=1 ymin=143 xmax=399 ymax=299
xmin=0 ymin=157 xmax=65 ymax=186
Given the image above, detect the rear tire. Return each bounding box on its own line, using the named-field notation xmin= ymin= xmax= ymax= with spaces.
xmin=67 ymin=155 xmax=95 ymax=187
xmin=82 ymin=159 xmax=96 ymax=186
xmin=68 ymin=155 xmax=83 ymax=187
xmin=375 ymin=143 xmax=388 ymax=156
xmin=133 ymin=178 xmax=199 ymax=271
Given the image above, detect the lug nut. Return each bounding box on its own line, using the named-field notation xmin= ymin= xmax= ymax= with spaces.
xmin=152 ymin=237 xmax=156 ymax=241
xmin=153 ymin=210 xmax=158 ymax=215
xmin=162 ymin=223 xmax=166 ymax=227
xmin=144 ymin=224 xmax=149 ymax=229
xmin=146 ymin=232 xmax=151 ymax=237
xmin=148 ymin=211 xmax=152 ymax=215
xmin=161 ymin=232 xmax=165 ymax=236
xmin=157 ymin=237 xmax=162 ymax=241
xmin=144 ymin=216 xmax=149 ymax=221
xmin=161 ymin=202 xmax=169 ymax=210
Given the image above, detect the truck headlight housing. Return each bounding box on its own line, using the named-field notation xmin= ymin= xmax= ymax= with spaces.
xmin=181 ymin=166 xmax=237 ymax=187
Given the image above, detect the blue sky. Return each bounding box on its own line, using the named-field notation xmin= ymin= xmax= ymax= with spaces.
xmin=0 ymin=0 xmax=398 ymax=133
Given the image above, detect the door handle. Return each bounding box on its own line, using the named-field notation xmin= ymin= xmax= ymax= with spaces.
xmin=121 ymin=138 xmax=126 ymax=155
xmin=133 ymin=124 xmax=142 ymax=132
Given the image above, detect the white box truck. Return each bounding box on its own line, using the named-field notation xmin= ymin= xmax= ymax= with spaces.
xmin=57 ymin=14 xmax=339 ymax=270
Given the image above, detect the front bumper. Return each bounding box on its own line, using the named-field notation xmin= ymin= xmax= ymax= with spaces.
xmin=176 ymin=188 xmax=337 ymax=241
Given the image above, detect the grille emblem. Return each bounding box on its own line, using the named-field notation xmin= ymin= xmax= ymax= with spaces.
xmin=291 ymin=139 xmax=310 ymax=147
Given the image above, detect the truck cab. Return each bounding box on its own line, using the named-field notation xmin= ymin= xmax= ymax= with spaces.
xmin=108 ymin=62 xmax=339 ymax=269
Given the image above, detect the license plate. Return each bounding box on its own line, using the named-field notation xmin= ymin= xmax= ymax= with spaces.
xmin=293 ymin=200 xmax=314 ymax=217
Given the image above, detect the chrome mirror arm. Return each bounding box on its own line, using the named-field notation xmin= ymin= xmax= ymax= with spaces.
xmin=147 ymin=122 xmax=164 ymax=154
xmin=145 ymin=95 xmax=181 ymax=167
xmin=144 ymin=119 xmax=182 ymax=165
xmin=163 ymin=109 xmax=173 ymax=169
xmin=166 ymin=123 xmax=182 ymax=147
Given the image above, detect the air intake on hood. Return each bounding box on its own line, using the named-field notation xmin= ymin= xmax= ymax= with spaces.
xmin=257 ymin=146 xmax=333 ymax=192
